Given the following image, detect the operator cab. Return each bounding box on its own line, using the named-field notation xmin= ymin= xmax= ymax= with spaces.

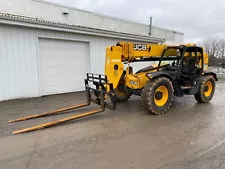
xmin=158 ymin=45 xmax=204 ymax=87
xmin=179 ymin=46 xmax=203 ymax=87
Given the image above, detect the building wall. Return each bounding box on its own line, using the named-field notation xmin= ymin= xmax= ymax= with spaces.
xmin=165 ymin=32 xmax=184 ymax=44
xmin=0 ymin=0 xmax=183 ymax=41
xmin=0 ymin=24 xmax=161 ymax=101
xmin=0 ymin=1 xmax=184 ymax=101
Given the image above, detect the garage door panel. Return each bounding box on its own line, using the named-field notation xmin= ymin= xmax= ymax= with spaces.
xmin=41 ymin=58 xmax=87 ymax=67
xmin=42 ymin=67 xmax=86 ymax=74
xmin=42 ymin=76 xmax=84 ymax=86
xmin=39 ymin=38 xmax=89 ymax=95
xmin=42 ymin=84 xmax=84 ymax=95
xmin=40 ymin=50 xmax=87 ymax=59
xmin=39 ymin=43 xmax=88 ymax=52
xmin=42 ymin=68 xmax=85 ymax=78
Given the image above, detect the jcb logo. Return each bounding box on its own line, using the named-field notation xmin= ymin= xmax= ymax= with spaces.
xmin=133 ymin=44 xmax=147 ymax=51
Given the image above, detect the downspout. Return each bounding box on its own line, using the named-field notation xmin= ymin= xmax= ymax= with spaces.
xmin=149 ymin=17 xmax=152 ymax=36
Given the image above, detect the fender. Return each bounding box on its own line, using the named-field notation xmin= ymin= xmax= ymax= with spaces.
xmin=146 ymin=71 xmax=174 ymax=81
xmin=184 ymin=72 xmax=218 ymax=95
xmin=203 ymin=71 xmax=218 ymax=81
xmin=146 ymin=71 xmax=183 ymax=97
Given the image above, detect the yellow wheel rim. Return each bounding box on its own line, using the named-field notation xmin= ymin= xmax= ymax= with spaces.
xmin=154 ymin=86 xmax=169 ymax=107
xmin=204 ymin=81 xmax=213 ymax=97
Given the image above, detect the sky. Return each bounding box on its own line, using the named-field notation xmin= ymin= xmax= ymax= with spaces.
xmin=46 ymin=0 xmax=225 ymax=43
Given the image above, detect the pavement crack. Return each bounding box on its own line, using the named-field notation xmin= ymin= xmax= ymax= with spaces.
xmin=215 ymin=161 xmax=225 ymax=169
xmin=26 ymin=138 xmax=39 ymax=169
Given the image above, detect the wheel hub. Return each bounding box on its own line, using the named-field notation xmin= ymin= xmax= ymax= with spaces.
xmin=155 ymin=91 xmax=163 ymax=100
xmin=154 ymin=85 xmax=169 ymax=107
xmin=204 ymin=81 xmax=213 ymax=97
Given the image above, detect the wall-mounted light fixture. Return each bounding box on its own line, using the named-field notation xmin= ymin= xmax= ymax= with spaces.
xmin=62 ymin=9 xmax=69 ymax=15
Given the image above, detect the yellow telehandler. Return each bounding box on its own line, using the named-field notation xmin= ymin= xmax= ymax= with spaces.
xmin=9 ymin=42 xmax=217 ymax=134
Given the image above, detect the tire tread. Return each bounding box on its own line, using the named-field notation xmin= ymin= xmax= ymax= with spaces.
xmin=194 ymin=75 xmax=215 ymax=103
xmin=141 ymin=77 xmax=174 ymax=115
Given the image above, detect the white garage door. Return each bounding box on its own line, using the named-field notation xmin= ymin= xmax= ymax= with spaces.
xmin=38 ymin=38 xmax=89 ymax=96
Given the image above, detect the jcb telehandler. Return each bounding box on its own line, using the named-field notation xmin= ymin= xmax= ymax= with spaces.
xmin=9 ymin=42 xmax=217 ymax=134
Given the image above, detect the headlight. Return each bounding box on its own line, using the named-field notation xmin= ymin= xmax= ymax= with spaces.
xmin=130 ymin=81 xmax=138 ymax=85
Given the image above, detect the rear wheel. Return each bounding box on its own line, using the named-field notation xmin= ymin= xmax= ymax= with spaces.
xmin=141 ymin=77 xmax=174 ymax=115
xmin=194 ymin=75 xmax=215 ymax=103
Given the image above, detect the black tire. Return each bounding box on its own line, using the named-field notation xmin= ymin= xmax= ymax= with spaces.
xmin=114 ymin=77 xmax=132 ymax=102
xmin=141 ymin=77 xmax=174 ymax=115
xmin=194 ymin=75 xmax=216 ymax=103
xmin=114 ymin=87 xmax=131 ymax=102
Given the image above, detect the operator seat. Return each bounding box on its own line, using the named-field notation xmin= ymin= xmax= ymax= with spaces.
xmin=181 ymin=57 xmax=197 ymax=75
xmin=180 ymin=54 xmax=200 ymax=86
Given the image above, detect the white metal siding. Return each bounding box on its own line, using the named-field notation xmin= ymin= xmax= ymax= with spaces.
xmin=0 ymin=25 xmax=39 ymax=101
xmin=0 ymin=0 xmax=183 ymax=41
xmin=165 ymin=32 xmax=184 ymax=45
xmin=38 ymin=38 xmax=89 ymax=95
xmin=0 ymin=24 xmax=158 ymax=101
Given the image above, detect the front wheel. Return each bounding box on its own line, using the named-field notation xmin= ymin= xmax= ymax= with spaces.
xmin=194 ymin=75 xmax=216 ymax=103
xmin=114 ymin=80 xmax=132 ymax=102
xmin=141 ymin=77 xmax=174 ymax=115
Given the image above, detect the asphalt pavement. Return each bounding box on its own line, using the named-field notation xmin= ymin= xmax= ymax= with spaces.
xmin=0 ymin=80 xmax=225 ymax=169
